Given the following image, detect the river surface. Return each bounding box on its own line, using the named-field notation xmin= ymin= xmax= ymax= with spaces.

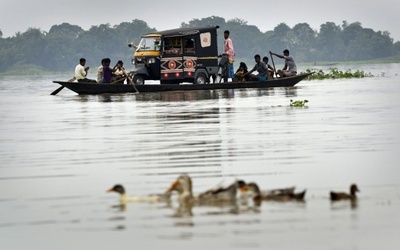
xmin=1 ymin=63 xmax=400 ymax=249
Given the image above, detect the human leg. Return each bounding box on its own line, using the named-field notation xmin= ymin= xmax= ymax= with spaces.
xmin=229 ymin=63 xmax=234 ymax=79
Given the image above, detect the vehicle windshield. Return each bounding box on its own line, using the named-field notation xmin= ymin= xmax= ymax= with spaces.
xmin=137 ymin=37 xmax=161 ymax=51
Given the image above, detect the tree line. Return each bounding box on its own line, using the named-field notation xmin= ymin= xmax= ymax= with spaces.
xmin=0 ymin=16 xmax=399 ymax=73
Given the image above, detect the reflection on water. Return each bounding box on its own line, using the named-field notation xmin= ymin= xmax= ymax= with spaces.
xmin=330 ymin=200 xmax=358 ymax=210
xmin=1 ymin=64 xmax=400 ymax=249
xmin=69 ymin=87 xmax=299 ymax=103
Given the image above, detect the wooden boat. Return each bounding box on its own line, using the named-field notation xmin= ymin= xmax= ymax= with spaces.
xmin=52 ymin=73 xmax=311 ymax=95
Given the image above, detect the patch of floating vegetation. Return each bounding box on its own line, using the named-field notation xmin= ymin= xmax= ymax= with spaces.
xmin=302 ymin=68 xmax=373 ymax=80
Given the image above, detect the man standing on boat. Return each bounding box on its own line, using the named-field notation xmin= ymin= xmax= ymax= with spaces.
xmin=221 ymin=30 xmax=235 ymax=82
xmin=75 ymin=58 xmax=96 ymax=82
xmin=270 ymin=49 xmax=297 ymax=77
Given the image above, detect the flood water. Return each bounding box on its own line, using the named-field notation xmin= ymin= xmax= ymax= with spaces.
xmin=1 ymin=63 xmax=400 ymax=249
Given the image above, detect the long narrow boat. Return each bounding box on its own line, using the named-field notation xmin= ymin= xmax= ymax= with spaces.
xmin=52 ymin=73 xmax=311 ymax=95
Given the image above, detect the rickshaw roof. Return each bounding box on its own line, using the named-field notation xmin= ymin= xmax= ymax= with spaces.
xmin=143 ymin=26 xmax=219 ymax=37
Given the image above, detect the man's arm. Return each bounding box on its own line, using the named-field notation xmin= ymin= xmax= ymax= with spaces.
xmin=80 ymin=66 xmax=88 ymax=77
xmin=245 ymin=64 xmax=256 ymax=75
xmin=269 ymin=51 xmax=284 ymax=59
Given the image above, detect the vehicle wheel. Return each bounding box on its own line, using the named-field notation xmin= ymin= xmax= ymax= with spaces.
xmin=133 ymin=75 xmax=145 ymax=85
xmin=195 ymin=73 xmax=207 ymax=84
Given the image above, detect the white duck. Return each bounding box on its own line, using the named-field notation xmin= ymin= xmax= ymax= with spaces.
xmin=108 ymin=184 xmax=170 ymax=204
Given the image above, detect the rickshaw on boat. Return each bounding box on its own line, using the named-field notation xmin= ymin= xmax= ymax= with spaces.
xmin=51 ymin=25 xmax=312 ymax=95
xmin=129 ymin=25 xmax=221 ymax=85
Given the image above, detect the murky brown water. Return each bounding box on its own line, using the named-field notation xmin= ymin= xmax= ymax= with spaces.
xmin=1 ymin=63 xmax=400 ymax=249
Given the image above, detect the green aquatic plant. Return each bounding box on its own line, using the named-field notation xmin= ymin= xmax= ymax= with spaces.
xmin=290 ymin=99 xmax=308 ymax=107
xmin=303 ymin=68 xmax=373 ymax=80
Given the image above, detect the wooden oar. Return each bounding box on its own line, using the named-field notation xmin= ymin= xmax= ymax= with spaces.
xmin=127 ymin=73 xmax=139 ymax=93
xmin=269 ymin=51 xmax=278 ymax=78
xmin=50 ymin=86 xmax=64 ymax=95
xmin=50 ymin=77 xmax=76 ymax=95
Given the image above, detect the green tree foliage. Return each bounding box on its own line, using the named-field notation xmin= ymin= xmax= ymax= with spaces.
xmin=394 ymin=42 xmax=400 ymax=55
xmin=0 ymin=17 xmax=398 ymax=73
xmin=341 ymin=22 xmax=394 ymax=61
xmin=315 ymin=22 xmax=345 ymax=61
xmin=292 ymin=23 xmax=316 ymax=62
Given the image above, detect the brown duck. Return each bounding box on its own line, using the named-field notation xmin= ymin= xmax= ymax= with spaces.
xmin=330 ymin=184 xmax=360 ymax=201
xmin=167 ymin=174 xmax=237 ymax=204
xmin=245 ymin=182 xmax=306 ymax=202
xmin=237 ymin=180 xmax=296 ymax=196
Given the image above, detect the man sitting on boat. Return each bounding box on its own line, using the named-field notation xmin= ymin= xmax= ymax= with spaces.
xmin=244 ymin=54 xmax=268 ymax=81
xmin=112 ymin=60 xmax=129 ymax=84
xmin=102 ymin=58 xmax=113 ymax=83
xmin=75 ymin=58 xmax=96 ymax=82
xmin=270 ymin=49 xmax=297 ymax=77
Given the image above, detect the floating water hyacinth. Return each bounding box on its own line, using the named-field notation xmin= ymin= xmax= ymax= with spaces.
xmin=290 ymin=99 xmax=309 ymax=107
xmin=303 ymin=68 xmax=373 ymax=80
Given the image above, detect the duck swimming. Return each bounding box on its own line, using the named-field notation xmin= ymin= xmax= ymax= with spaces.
xmin=108 ymin=184 xmax=170 ymax=204
xmin=245 ymin=182 xmax=306 ymax=202
xmin=330 ymin=184 xmax=360 ymax=201
xmin=166 ymin=174 xmax=237 ymax=204
xmin=238 ymin=180 xmax=297 ymax=195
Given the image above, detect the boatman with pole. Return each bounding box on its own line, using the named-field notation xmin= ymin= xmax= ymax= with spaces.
xmin=269 ymin=50 xmax=297 ymax=77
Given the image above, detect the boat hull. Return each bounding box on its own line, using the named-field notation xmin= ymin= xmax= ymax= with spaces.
xmin=52 ymin=73 xmax=311 ymax=95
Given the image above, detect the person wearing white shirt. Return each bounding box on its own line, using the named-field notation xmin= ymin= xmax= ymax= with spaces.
xmin=75 ymin=58 xmax=96 ymax=82
xmin=269 ymin=49 xmax=297 ymax=77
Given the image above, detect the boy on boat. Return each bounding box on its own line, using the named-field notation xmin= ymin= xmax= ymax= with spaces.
xmin=97 ymin=58 xmax=106 ymax=83
xmin=262 ymin=56 xmax=276 ymax=79
xmin=112 ymin=60 xmax=129 ymax=84
xmin=233 ymin=62 xmax=250 ymax=82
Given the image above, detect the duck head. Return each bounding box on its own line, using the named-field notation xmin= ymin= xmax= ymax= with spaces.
xmin=108 ymin=184 xmax=125 ymax=195
xmin=237 ymin=180 xmax=248 ymax=192
xmin=107 ymin=184 xmax=129 ymax=204
xmin=167 ymin=175 xmax=193 ymax=202
xmin=350 ymin=184 xmax=360 ymax=196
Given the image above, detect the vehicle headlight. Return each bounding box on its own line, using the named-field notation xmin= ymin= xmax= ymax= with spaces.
xmin=148 ymin=58 xmax=156 ymax=64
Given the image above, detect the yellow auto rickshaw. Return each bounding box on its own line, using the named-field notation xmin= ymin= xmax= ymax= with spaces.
xmin=130 ymin=26 xmax=220 ymax=85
